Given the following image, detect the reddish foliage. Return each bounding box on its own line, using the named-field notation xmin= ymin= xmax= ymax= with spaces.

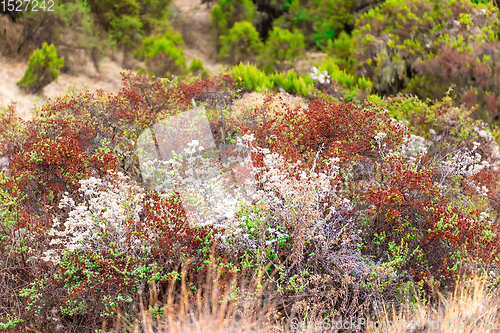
xmin=238 ymin=94 xmax=500 ymax=289
xmin=3 ymin=73 xmax=239 ymax=222
xmin=238 ymin=95 xmax=406 ymax=171
xmin=135 ymin=191 xmax=222 ymax=259
xmin=412 ymin=43 xmax=500 ymax=121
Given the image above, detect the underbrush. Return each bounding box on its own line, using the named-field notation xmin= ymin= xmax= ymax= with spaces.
xmin=1 ymin=72 xmax=500 ymax=332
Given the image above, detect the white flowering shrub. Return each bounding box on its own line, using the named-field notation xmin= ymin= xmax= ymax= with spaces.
xmin=310 ymin=67 xmax=331 ymax=84
xmin=139 ymin=132 xmax=350 ymax=258
xmin=41 ymin=172 xmax=144 ymax=265
xmin=137 ymin=105 xmax=259 ymax=227
xmin=140 ymin=137 xmax=256 ymax=227
xmin=439 ymin=142 xmax=490 ymax=179
xmin=219 ymin=133 xmax=354 ymax=263
xmin=402 ymin=134 xmax=428 ymax=157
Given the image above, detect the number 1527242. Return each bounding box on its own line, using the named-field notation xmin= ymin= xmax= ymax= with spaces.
xmin=1 ymin=0 xmax=54 ymax=12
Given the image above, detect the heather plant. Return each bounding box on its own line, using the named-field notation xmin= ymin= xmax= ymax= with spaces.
xmin=231 ymin=63 xmax=275 ymax=92
xmin=218 ymin=21 xmax=264 ymax=65
xmin=269 ymin=70 xmax=315 ymax=97
xmin=86 ymin=0 xmax=172 ymax=39
xmin=231 ymin=63 xmax=315 ymax=96
xmin=16 ymin=43 xmax=64 ymax=94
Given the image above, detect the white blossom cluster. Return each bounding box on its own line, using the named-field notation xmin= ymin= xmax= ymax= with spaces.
xmin=374 ymin=132 xmax=389 ymax=154
xmin=480 ymin=211 xmax=491 ymax=223
xmin=252 ymin=137 xmax=341 ymax=217
xmin=440 ymin=141 xmax=490 ymax=178
xmin=41 ymin=132 xmax=351 ymax=261
xmin=140 ymin=137 xmax=255 ymax=227
xmin=374 ymin=132 xmax=387 ymax=142
xmin=214 ymin=133 xmax=351 ymax=253
xmin=310 ymin=67 xmax=331 ymax=84
xmin=402 ymin=134 xmax=428 ymax=157
xmin=41 ymin=172 xmax=145 ymax=265
xmin=474 ymin=126 xmax=500 ymax=171
xmin=464 ymin=179 xmax=489 ymax=197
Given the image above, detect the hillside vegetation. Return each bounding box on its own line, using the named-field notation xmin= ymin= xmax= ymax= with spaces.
xmin=2 ymin=0 xmax=500 ymax=332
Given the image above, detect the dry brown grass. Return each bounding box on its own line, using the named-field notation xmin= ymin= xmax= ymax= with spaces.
xmin=98 ymin=260 xmax=284 ymax=333
xmin=368 ymin=277 xmax=500 ymax=333
xmin=113 ymin=272 xmax=500 ymax=333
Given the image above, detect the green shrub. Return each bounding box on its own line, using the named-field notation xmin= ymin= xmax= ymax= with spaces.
xmin=269 ymin=70 xmax=314 ymax=96
xmin=108 ymin=15 xmax=143 ymax=52
xmin=17 ymin=0 xmax=101 ymax=71
xmin=231 ymin=62 xmax=315 ymax=96
xmin=376 ymin=93 xmax=486 ymax=146
xmin=85 ymin=0 xmax=173 ymax=65
xmin=17 ymin=43 xmax=64 ymax=94
xmin=350 ymin=0 xmax=499 ymax=101
xmin=135 ymin=32 xmax=187 ymax=77
xmin=260 ymin=27 xmax=305 ymax=72
xmin=231 ymin=63 xmax=274 ymax=92
xmin=272 ymin=0 xmax=354 ymax=50
xmin=85 ymin=0 xmax=144 ymax=59
xmin=309 ymin=58 xmax=373 ymax=100
xmin=327 ymin=30 xmax=356 ymax=74
xmin=218 ymin=21 xmax=264 ymax=65
xmin=211 ymin=0 xmax=256 ymax=45
xmin=188 ymin=58 xmax=209 ymax=78
xmin=86 ymin=0 xmax=171 ymax=33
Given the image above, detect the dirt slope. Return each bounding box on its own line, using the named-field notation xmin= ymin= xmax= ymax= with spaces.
xmin=169 ymin=0 xmax=223 ymax=74
xmin=0 ymin=0 xmax=220 ymax=121
xmin=0 ymin=54 xmax=126 ymax=120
